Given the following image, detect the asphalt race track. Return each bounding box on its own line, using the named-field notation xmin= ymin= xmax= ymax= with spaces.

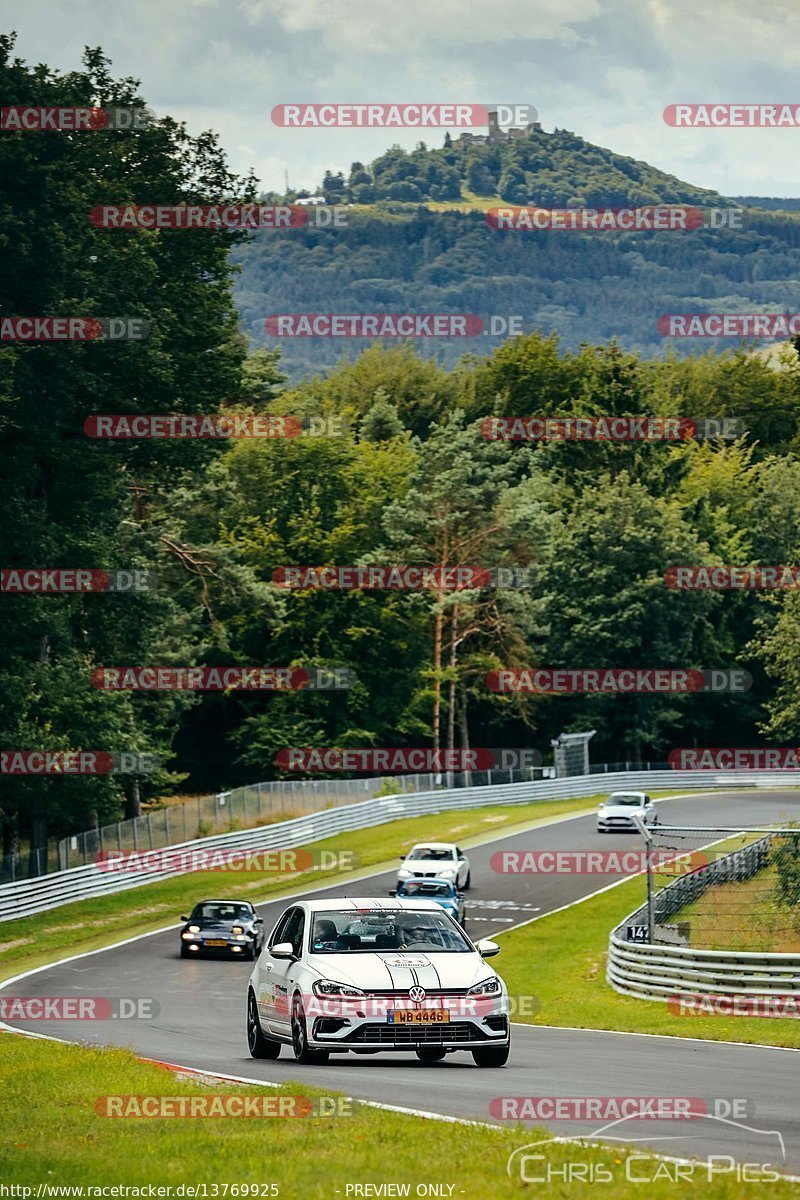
xmin=3 ymin=789 xmax=800 ymax=1174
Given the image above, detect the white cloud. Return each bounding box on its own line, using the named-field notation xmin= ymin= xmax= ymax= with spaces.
xmin=6 ymin=0 xmax=800 ymax=195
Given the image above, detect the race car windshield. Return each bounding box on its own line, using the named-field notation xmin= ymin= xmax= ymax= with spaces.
xmin=608 ymin=796 xmax=645 ymax=806
xmin=407 ymin=847 xmax=454 ymax=860
xmin=310 ymin=910 xmax=471 ymax=953
xmin=193 ymin=903 xmax=252 ymax=922
xmin=400 ymin=882 xmax=453 ymax=897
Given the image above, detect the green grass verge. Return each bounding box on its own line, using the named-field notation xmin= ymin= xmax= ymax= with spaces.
xmin=497 ymin=873 xmax=800 ymax=1049
xmin=1 ymin=1031 xmax=797 ymax=1194
xmin=0 ymin=796 xmax=606 ymax=979
xmin=672 ymin=863 xmax=800 ymax=952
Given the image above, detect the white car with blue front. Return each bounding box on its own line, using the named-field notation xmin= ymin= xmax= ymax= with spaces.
xmin=393 ymin=878 xmax=466 ymax=926
xmin=597 ymin=791 xmax=659 ymax=833
xmin=396 ymin=842 xmax=471 ymax=889
xmin=246 ymin=898 xmax=509 ymax=1066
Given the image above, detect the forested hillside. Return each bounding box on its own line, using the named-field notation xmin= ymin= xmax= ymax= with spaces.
xmin=4 ymin=39 xmax=800 ymax=862
xmin=235 ymin=205 xmax=800 ymax=377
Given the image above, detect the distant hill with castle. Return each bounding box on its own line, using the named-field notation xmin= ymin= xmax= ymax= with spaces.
xmin=294 ymin=121 xmax=724 ymax=209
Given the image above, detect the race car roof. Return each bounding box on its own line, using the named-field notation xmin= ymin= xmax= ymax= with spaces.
xmin=302 ymin=897 xmax=443 ymax=912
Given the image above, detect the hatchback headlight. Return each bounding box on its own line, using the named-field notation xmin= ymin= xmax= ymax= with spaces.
xmin=312 ymin=980 xmax=365 ymax=998
xmin=467 ymin=977 xmax=501 ymax=997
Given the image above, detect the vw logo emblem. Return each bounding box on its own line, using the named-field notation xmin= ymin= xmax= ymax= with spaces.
xmin=409 ymin=985 xmax=426 ymax=1004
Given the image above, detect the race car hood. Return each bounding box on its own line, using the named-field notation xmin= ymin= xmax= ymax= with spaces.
xmin=306 ymin=952 xmax=494 ymax=992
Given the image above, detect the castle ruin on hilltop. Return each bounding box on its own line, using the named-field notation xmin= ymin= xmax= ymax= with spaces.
xmin=458 ymin=108 xmax=543 ymax=145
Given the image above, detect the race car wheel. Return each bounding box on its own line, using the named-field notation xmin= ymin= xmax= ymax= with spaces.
xmin=291 ymin=995 xmax=330 ymax=1065
xmin=415 ymin=1048 xmax=447 ymax=1063
xmin=247 ymin=990 xmax=280 ymax=1059
xmin=472 ymin=1043 xmax=510 ymax=1067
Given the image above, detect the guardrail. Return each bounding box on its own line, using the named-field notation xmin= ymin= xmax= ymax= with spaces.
xmin=607 ymin=832 xmax=800 ymax=1000
xmin=3 ymin=768 xmax=799 ymax=921
xmin=15 ymin=760 xmax=672 ymax=883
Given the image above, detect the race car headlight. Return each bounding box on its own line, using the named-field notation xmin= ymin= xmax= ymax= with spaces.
xmin=187 ymin=924 xmax=200 ymax=933
xmin=182 ymin=931 xmax=197 ymax=940
xmin=312 ymin=980 xmax=365 ymax=998
xmin=231 ymin=926 xmax=244 ymax=935
xmin=398 ymin=868 xmax=411 ymax=878
xmin=467 ymin=977 xmax=501 ymax=997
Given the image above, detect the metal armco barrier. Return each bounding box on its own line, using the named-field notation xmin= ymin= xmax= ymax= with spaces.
xmin=608 ymin=831 xmax=800 ymax=1001
xmin=2 ymin=768 xmax=799 ymax=921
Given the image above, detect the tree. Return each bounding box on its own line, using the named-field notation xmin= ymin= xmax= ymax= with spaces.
xmin=321 ymin=170 xmax=346 ymax=200
xmin=239 ymin=347 xmax=287 ymax=406
xmin=0 ymin=36 xmax=256 ymax=861
xmin=379 ymin=413 xmax=526 ymax=753
xmin=359 ymin=388 xmax=405 ymax=442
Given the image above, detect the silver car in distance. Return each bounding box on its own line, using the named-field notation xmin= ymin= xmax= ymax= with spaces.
xmin=246 ymin=898 xmax=510 ymax=1066
xmin=596 ymin=791 xmax=659 ymax=833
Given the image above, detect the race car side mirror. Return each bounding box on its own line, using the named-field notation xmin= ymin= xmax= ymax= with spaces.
xmin=270 ymin=942 xmax=296 ymax=960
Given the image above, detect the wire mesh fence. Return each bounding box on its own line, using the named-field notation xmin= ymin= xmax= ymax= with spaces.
xmin=627 ymin=823 xmax=800 ymax=951
xmin=41 ymin=762 xmax=559 ymax=877
xmin=0 ymin=760 xmax=671 ymax=883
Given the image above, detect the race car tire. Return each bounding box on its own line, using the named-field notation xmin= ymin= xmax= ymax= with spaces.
xmin=415 ymin=1048 xmax=447 ymax=1063
xmin=291 ymin=995 xmax=330 ymax=1064
xmin=472 ymin=1043 xmax=510 ymax=1067
xmin=247 ymin=990 xmax=281 ymax=1059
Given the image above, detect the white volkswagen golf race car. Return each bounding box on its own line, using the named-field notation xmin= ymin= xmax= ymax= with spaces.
xmin=246 ymin=898 xmax=510 ymax=1066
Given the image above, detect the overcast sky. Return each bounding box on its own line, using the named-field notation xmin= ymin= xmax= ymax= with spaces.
xmin=7 ymin=0 xmax=800 ymax=196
